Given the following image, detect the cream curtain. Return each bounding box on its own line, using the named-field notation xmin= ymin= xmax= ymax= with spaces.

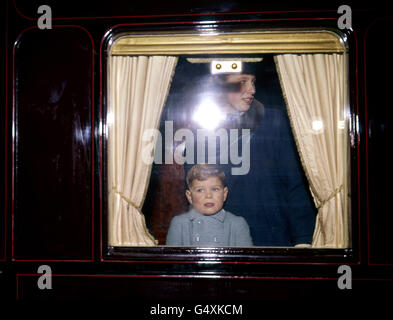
xmin=107 ymin=55 xmax=178 ymax=246
xmin=275 ymin=54 xmax=350 ymax=248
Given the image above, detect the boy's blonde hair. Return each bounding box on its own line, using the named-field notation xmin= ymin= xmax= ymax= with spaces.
xmin=186 ymin=164 xmax=227 ymax=189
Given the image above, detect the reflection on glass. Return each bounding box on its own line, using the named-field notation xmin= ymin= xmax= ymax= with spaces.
xmin=192 ymin=99 xmax=225 ymax=130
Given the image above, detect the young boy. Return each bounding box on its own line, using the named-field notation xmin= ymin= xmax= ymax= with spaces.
xmin=166 ymin=164 xmax=253 ymax=246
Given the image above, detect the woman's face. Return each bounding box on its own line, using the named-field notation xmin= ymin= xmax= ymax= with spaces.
xmin=225 ymin=74 xmax=256 ymax=113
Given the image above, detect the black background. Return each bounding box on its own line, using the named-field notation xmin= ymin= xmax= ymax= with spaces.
xmin=1 ymin=0 xmax=392 ymax=309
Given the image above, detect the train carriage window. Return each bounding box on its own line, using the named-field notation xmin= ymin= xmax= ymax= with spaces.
xmin=105 ymin=30 xmax=351 ymax=252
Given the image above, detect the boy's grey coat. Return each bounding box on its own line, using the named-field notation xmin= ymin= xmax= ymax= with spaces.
xmin=166 ymin=208 xmax=253 ymax=247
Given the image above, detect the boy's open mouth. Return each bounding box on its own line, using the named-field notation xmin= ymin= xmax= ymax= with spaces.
xmin=204 ymin=203 xmax=215 ymax=208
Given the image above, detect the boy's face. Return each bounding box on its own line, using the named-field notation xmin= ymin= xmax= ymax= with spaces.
xmin=225 ymin=74 xmax=256 ymax=113
xmin=186 ymin=176 xmax=228 ymax=215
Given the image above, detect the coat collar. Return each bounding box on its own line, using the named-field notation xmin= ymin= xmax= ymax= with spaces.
xmin=189 ymin=208 xmax=226 ymax=223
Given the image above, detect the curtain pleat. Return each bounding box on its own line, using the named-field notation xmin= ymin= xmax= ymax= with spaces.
xmin=107 ymin=56 xmax=178 ymax=246
xmin=275 ymin=54 xmax=350 ymax=248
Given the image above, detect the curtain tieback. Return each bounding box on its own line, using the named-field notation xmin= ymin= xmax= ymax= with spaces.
xmin=317 ymin=184 xmax=343 ymax=209
xmin=111 ymin=187 xmax=140 ymax=210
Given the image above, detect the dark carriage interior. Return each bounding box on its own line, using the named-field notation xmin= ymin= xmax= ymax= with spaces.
xmin=142 ymin=55 xmax=294 ymax=245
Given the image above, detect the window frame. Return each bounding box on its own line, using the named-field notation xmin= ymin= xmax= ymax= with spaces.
xmin=101 ymin=26 xmax=357 ymax=263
